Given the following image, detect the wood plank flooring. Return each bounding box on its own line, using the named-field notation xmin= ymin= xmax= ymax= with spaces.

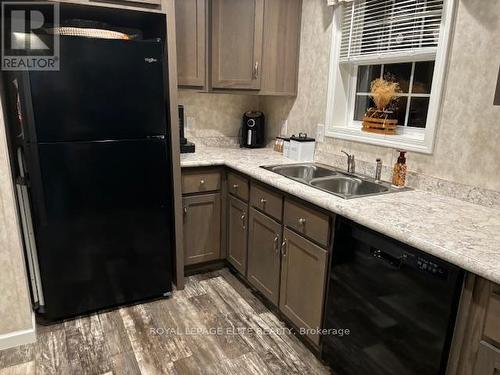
xmin=0 ymin=268 xmax=331 ymax=375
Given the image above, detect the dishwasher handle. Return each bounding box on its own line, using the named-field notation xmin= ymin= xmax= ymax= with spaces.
xmin=371 ymin=248 xmax=405 ymax=268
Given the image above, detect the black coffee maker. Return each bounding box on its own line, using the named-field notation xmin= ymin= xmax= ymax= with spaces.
xmin=240 ymin=111 xmax=265 ymax=148
xmin=178 ymin=105 xmax=195 ymax=153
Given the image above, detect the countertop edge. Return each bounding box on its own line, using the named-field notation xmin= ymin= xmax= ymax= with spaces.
xmin=180 ymin=155 xmax=500 ymax=285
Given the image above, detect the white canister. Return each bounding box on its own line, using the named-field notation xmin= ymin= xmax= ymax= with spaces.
xmin=283 ymin=138 xmax=291 ymax=157
xmin=289 ymin=133 xmax=315 ymax=162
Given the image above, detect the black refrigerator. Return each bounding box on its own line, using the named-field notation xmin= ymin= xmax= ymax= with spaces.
xmin=12 ymin=36 xmax=174 ymax=323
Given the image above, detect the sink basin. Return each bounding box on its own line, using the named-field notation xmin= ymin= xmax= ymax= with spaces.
xmin=270 ymin=164 xmax=336 ymax=182
xmin=262 ymin=162 xmax=406 ymax=199
xmin=310 ymin=176 xmax=390 ymax=197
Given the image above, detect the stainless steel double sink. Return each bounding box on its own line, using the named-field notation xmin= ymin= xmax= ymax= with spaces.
xmin=262 ymin=163 xmax=405 ymax=199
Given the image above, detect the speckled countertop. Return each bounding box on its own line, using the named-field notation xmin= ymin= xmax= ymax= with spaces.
xmin=181 ymin=147 xmax=500 ymax=285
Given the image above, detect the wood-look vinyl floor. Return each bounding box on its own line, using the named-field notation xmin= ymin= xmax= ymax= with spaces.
xmin=0 ymin=268 xmax=331 ymax=375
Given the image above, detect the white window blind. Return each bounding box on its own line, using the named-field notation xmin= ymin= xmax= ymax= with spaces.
xmin=340 ymin=0 xmax=444 ymax=63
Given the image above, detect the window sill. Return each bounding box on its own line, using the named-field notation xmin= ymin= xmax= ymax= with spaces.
xmin=325 ymin=126 xmax=433 ymax=154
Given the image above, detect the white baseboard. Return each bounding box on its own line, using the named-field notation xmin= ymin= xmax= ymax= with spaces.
xmin=0 ymin=313 xmax=36 ymax=351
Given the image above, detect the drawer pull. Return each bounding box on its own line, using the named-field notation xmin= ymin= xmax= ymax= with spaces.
xmin=183 ymin=207 xmax=187 ymax=215
xmin=260 ymin=198 xmax=267 ymax=206
xmin=281 ymin=239 xmax=288 ymax=257
xmin=233 ymin=184 xmax=239 ymax=190
xmin=273 ymin=234 xmax=280 ymax=253
xmin=241 ymin=213 xmax=246 ymax=230
xmin=298 ymin=217 xmax=306 ymax=226
xmin=200 ymin=179 xmax=205 ymax=186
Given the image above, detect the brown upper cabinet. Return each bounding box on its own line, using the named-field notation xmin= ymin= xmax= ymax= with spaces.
xmin=211 ymin=0 xmax=264 ymax=90
xmin=176 ymin=0 xmax=206 ymax=87
xmin=260 ymin=0 xmax=302 ymax=95
xmin=174 ymin=0 xmax=302 ymax=95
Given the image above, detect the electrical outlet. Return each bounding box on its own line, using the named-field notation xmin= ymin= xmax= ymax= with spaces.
xmin=316 ymin=123 xmax=325 ymax=143
xmin=186 ymin=117 xmax=195 ymax=130
xmin=280 ymin=119 xmax=288 ymax=136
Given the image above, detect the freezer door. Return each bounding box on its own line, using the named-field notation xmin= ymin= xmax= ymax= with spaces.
xmin=31 ymin=139 xmax=173 ymax=322
xmin=27 ymin=37 xmax=167 ymax=142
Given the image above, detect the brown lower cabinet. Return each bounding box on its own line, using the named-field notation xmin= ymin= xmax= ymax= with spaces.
xmin=247 ymin=208 xmax=281 ymax=305
xmin=447 ymin=274 xmax=500 ymax=375
xmin=279 ymin=228 xmax=328 ymax=346
xmin=227 ymin=195 xmax=248 ymax=274
xmin=474 ymin=341 xmax=500 ymax=375
xmin=183 ymin=193 xmax=221 ymax=265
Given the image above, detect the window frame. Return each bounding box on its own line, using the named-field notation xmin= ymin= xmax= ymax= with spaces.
xmin=325 ymin=0 xmax=456 ymax=154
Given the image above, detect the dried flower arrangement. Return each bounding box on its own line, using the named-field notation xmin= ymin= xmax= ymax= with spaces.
xmin=362 ymin=74 xmax=402 ymax=135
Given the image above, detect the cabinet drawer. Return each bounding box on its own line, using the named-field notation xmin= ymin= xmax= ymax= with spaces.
xmin=227 ymin=172 xmax=249 ymax=201
xmin=182 ymin=170 xmax=221 ymax=194
xmin=250 ymin=183 xmax=282 ymax=222
xmin=485 ymin=291 xmax=500 ymax=344
xmin=284 ymin=199 xmax=329 ymax=248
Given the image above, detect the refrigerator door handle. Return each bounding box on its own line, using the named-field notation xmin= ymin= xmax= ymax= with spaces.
xmin=16 ymin=148 xmax=45 ymax=307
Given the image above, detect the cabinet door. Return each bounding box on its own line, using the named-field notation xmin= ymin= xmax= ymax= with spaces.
xmin=211 ymin=0 xmax=264 ymax=90
xmin=183 ymin=193 xmax=221 ymax=265
xmin=227 ymin=195 xmax=248 ymax=274
xmin=175 ymin=0 xmax=206 ymax=87
xmin=279 ymin=228 xmax=328 ymax=346
xmin=247 ymin=208 xmax=281 ymax=305
xmin=474 ymin=341 xmax=500 ymax=375
xmin=260 ymin=0 xmax=302 ymax=95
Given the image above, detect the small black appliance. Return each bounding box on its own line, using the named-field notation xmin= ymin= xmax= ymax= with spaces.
xmin=240 ymin=111 xmax=265 ymax=148
xmin=178 ymin=105 xmax=195 ymax=153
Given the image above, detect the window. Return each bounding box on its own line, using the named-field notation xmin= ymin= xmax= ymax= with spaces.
xmin=354 ymin=61 xmax=435 ymax=127
xmin=325 ymin=0 xmax=456 ymax=154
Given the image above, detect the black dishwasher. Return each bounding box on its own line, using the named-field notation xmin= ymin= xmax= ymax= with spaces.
xmin=322 ymin=218 xmax=464 ymax=375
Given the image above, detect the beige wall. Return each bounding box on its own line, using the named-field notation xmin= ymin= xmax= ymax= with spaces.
xmin=178 ymin=91 xmax=259 ymax=138
xmin=261 ymin=0 xmax=500 ymax=193
xmin=0 ymin=101 xmax=33 ymax=340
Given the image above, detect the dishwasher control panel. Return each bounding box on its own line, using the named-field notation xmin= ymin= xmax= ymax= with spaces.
xmin=416 ymin=257 xmax=448 ymax=279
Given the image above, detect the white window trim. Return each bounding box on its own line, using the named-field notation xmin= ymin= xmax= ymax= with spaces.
xmin=325 ymin=0 xmax=457 ymax=154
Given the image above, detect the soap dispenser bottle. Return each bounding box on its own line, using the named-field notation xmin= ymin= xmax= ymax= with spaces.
xmin=392 ymin=151 xmax=407 ymax=187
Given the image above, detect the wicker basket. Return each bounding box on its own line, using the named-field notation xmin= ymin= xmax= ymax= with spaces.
xmin=362 ymin=108 xmax=398 ymax=135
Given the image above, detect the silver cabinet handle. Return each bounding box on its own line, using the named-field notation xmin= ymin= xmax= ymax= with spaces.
xmin=298 ymin=217 xmax=306 ymax=226
xmin=200 ymin=179 xmax=205 ymax=186
xmin=281 ymin=239 xmax=287 ymax=257
xmin=241 ymin=213 xmax=246 ymax=230
xmin=183 ymin=207 xmax=187 ymax=215
xmin=233 ymin=184 xmax=239 ymax=191
xmin=273 ymin=234 xmax=280 ymax=254
xmin=252 ymin=61 xmax=259 ymax=79
xmin=260 ymin=198 xmax=267 ymax=206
